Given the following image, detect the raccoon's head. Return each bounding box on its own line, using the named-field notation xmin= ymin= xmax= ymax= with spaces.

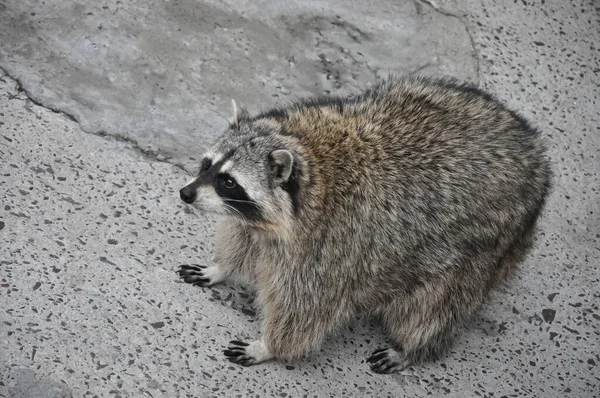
xmin=179 ymin=101 xmax=303 ymax=231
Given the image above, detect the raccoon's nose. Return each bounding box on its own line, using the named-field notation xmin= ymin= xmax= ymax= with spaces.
xmin=180 ymin=186 xmax=197 ymax=204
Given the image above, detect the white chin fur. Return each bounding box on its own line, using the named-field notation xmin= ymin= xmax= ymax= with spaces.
xmin=193 ymin=186 xmax=227 ymax=215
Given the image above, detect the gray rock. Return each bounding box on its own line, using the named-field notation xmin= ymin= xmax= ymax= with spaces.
xmin=0 ymin=0 xmax=477 ymax=167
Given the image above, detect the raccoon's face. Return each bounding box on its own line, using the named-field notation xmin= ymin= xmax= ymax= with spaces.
xmin=179 ymin=127 xmax=300 ymax=229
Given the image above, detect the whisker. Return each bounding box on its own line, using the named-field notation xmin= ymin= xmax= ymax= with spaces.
xmin=224 ymin=198 xmax=255 ymax=205
xmin=223 ymin=203 xmax=246 ymax=220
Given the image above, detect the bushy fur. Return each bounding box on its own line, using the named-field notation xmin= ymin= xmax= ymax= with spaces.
xmin=178 ymin=75 xmax=551 ymax=373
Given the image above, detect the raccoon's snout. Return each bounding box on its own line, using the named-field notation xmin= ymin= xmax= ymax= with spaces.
xmin=180 ymin=186 xmax=197 ymax=204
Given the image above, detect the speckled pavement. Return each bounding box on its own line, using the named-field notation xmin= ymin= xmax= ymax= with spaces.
xmin=1 ymin=0 xmax=599 ymax=397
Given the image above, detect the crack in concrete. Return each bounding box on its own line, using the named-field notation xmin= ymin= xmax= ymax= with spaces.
xmin=0 ymin=66 xmax=190 ymax=175
xmin=416 ymin=0 xmax=481 ymax=85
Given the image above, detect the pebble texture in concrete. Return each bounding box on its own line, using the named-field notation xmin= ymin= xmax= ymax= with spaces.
xmin=1 ymin=0 xmax=599 ymax=397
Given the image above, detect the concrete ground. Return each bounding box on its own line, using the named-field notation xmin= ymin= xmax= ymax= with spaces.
xmin=0 ymin=0 xmax=598 ymax=397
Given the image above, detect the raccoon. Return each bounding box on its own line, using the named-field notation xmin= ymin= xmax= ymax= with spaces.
xmin=178 ymin=76 xmax=551 ymax=373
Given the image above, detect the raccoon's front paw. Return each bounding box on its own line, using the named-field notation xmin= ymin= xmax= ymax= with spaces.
xmin=367 ymin=348 xmax=409 ymax=374
xmin=178 ymin=264 xmax=225 ymax=287
xmin=224 ymin=340 xmax=272 ymax=367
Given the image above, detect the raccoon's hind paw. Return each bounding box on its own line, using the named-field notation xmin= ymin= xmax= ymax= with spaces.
xmin=367 ymin=348 xmax=409 ymax=374
xmin=224 ymin=340 xmax=272 ymax=367
xmin=178 ymin=264 xmax=224 ymax=287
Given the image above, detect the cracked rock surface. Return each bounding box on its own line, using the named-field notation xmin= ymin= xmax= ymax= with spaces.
xmin=1 ymin=0 xmax=599 ymax=397
xmin=0 ymin=0 xmax=477 ymax=167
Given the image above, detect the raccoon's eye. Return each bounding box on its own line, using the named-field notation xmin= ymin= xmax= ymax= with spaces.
xmin=221 ymin=177 xmax=237 ymax=189
xmin=201 ymin=158 xmax=212 ymax=171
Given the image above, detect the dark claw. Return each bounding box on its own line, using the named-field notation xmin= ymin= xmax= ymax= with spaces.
xmin=226 ymin=355 xmax=252 ymax=366
xmin=367 ymin=348 xmax=402 ymax=374
xmin=371 ymin=361 xmax=400 ymax=374
xmin=178 ymin=264 xmax=212 ymax=286
xmin=367 ymin=351 xmax=387 ymax=363
xmin=179 ymin=264 xmax=206 ymax=271
xmin=224 ymin=349 xmax=245 ymax=357
xmin=224 ymin=340 xmax=256 ymax=366
xmin=178 ymin=270 xmax=204 ymax=276
xmin=180 ymin=271 xmax=207 ymax=280
xmin=370 ymin=347 xmax=388 ymax=355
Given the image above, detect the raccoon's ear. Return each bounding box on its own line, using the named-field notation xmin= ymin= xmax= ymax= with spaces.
xmin=230 ymin=99 xmax=250 ymax=129
xmin=268 ymin=149 xmax=294 ymax=183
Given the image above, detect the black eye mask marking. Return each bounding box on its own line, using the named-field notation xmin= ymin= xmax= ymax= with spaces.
xmin=194 ymin=155 xmax=231 ymax=187
xmin=214 ymin=173 xmax=263 ymax=222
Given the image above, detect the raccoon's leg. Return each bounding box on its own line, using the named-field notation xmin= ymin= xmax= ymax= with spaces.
xmin=368 ymin=277 xmax=484 ymax=374
xmin=494 ymin=227 xmax=535 ymax=286
xmin=178 ymin=221 xmax=255 ymax=288
xmin=223 ymin=311 xmax=331 ymax=367
xmin=224 ymin=287 xmax=352 ymax=366
xmin=367 ymin=324 xmax=453 ymax=374
xmin=368 ymin=298 xmax=456 ymax=374
xmin=214 ymin=221 xmax=257 ymax=286
xmin=369 ymin=228 xmax=538 ymax=374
